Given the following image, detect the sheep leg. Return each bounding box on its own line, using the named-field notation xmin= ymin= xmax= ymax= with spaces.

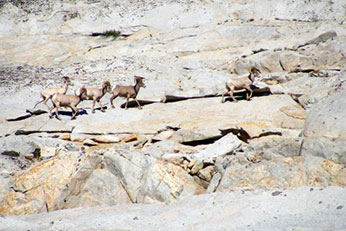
xmin=229 ymin=87 xmax=237 ymax=102
xmin=71 ymin=106 xmax=78 ymax=120
xmin=91 ymin=100 xmax=96 ymax=113
xmin=98 ymin=100 xmax=105 ymax=112
xmin=110 ymin=94 xmax=117 ymax=108
xmin=43 ymin=97 xmax=50 ymax=108
xmin=48 ymin=105 xmax=54 ymax=118
xmin=221 ymin=90 xmax=229 ymax=103
xmin=245 ymin=87 xmax=253 ymax=100
xmin=55 ymin=104 xmax=61 ymax=120
xmin=34 ymin=96 xmax=45 ymax=108
xmin=125 ymin=96 xmax=130 ymax=110
xmin=134 ymin=98 xmax=142 ymax=109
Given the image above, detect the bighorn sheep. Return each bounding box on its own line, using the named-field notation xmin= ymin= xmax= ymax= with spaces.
xmin=110 ymin=76 xmax=146 ymax=110
xmin=34 ymin=76 xmax=72 ymax=109
xmin=74 ymin=81 xmax=112 ymax=113
xmin=49 ymin=87 xmax=87 ymax=120
xmin=221 ymin=66 xmax=261 ymax=103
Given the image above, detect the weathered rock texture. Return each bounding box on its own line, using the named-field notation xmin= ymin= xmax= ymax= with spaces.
xmin=0 ymin=1 xmax=345 ymax=227
xmin=1 ymin=187 xmax=346 ymax=231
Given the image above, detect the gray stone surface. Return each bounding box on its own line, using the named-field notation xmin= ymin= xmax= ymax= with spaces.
xmin=302 ymin=88 xmax=346 ymax=164
xmin=1 ymin=187 xmax=345 ymax=231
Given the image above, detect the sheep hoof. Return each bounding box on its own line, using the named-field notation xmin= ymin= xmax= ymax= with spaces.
xmin=92 ymin=111 xmax=95 ymax=114
xmin=111 ymin=105 xmax=115 ymax=109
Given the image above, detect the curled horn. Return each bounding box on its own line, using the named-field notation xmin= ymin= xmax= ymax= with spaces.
xmin=62 ymin=76 xmax=70 ymax=81
xmin=249 ymin=66 xmax=261 ymax=74
xmin=103 ymin=80 xmax=111 ymax=87
xmin=79 ymin=87 xmax=87 ymax=99
xmin=103 ymin=80 xmax=112 ymax=92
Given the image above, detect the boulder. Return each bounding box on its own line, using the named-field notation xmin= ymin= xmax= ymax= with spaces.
xmin=93 ymin=135 xmax=121 ymax=143
xmin=301 ymin=89 xmax=346 ymax=164
xmin=216 ymin=155 xmax=346 ymax=192
xmin=242 ymin=134 xmax=303 ymax=158
xmin=0 ymin=151 xmax=102 ymax=215
xmin=193 ymin=133 xmax=242 ymax=161
xmin=64 ymin=169 xmax=131 ymax=207
xmin=0 ymin=136 xmax=39 ymax=157
xmin=104 ymin=148 xmax=155 ymax=202
xmin=137 ymin=160 xmax=205 ymax=203
xmin=104 ymin=148 xmax=204 ymax=203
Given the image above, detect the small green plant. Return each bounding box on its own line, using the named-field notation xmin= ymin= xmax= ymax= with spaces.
xmin=90 ymin=30 xmax=121 ymax=39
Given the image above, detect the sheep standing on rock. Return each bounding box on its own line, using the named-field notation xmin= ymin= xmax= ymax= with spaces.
xmin=110 ymin=76 xmax=146 ymax=110
xmin=34 ymin=76 xmax=72 ymax=109
xmin=221 ymin=66 xmax=261 ymax=103
xmin=49 ymin=87 xmax=87 ymax=120
xmin=74 ymin=81 xmax=112 ymax=113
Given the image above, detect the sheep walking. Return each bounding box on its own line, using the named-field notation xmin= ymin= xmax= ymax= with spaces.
xmin=221 ymin=66 xmax=261 ymax=103
xmin=34 ymin=76 xmax=72 ymax=109
xmin=110 ymin=76 xmax=146 ymax=110
xmin=49 ymin=87 xmax=87 ymax=120
xmin=74 ymin=81 xmax=111 ymax=113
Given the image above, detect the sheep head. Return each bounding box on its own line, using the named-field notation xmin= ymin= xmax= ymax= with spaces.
xmin=102 ymin=80 xmax=112 ymax=93
xmin=62 ymin=76 xmax=73 ymax=86
xmin=248 ymin=66 xmax=261 ymax=77
xmin=79 ymin=87 xmax=88 ymax=100
xmin=134 ymin=76 xmax=146 ymax=88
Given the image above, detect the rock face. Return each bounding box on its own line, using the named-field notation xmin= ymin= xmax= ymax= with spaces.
xmin=217 ymin=155 xmax=346 ymax=192
xmin=0 ymin=151 xmax=104 ymax=215
xmin=0 ymin=0 xmax=345 ymax=225
xmin=301 ymin=85 xmax=346 ymax=164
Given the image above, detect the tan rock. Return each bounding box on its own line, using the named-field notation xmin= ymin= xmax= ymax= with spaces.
xmin=64 ymin=169 xmax=131 ymax=208
xmin=217 ymin=155 xmax=346 ymax=192
xmin=122 ymin=134 xmax=139 ymax=143
xmin=336 ymin=168 xmax=346 ymax=186
xmin=188 ymin=159 xmax=197 ymax=169
xmin=138 ymin=160 xmax=205 ymax=203
xmin=83 ymin=139 xmax=98 ymax=146
xmin=193 ymin=175 xmax=209 ymax=189
xmin=58 ymin=133 xmax=71 ymax=141
xmin=198 ymin=166 xmax=215 ymax=182
xmin=0 ymin=151 xmax=102 ymax=215
xmin=40 ymin=146 xmax=57 ymax=158
xmin=70 ymin=133 xmax=88 ymax=142
xmin=190 ymin=161 xmax=203 ymax=175
xmin=152 ymin=130 xmax=175 ymax=141
xmin=92 ymin=135 xmax=120 ymax=143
